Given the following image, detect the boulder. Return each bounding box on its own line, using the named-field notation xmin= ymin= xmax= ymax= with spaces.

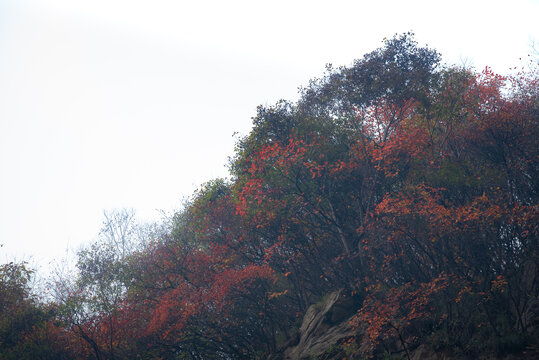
xmin=284 ymin=289 xmax=357 ymax=359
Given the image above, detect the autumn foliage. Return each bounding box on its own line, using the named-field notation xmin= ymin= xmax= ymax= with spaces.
xmin=2 ymin=34 xmax=537 ymax=359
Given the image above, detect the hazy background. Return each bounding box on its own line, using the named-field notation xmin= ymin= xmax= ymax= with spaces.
xmin=1 ymin=0 xmax=537 ymax=274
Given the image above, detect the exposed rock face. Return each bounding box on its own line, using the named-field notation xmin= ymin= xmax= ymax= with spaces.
xmin=284 ymin=290 xmax=357 ymax=359
xmin=410 ymin=345 xmax=458 ymax=360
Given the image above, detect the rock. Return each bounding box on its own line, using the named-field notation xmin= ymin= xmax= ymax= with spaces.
xmin=284 ymin=289 xmax=357 ymax=359
xmin=410 ymin=344 xmax=459 ymax=360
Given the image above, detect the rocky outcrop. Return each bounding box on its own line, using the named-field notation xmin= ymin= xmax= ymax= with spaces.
xmin=283 ymin=289 xmax=358 ymax=359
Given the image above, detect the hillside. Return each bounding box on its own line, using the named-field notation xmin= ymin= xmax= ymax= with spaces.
xmin=1 ymin=33 xmax=537 ymax=359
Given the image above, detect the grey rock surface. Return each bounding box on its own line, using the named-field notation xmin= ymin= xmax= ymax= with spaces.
xmin=284 ymin=289 xmax=356 ymax=359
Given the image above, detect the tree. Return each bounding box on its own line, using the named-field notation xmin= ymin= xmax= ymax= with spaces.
xmin=52 ymin=209 xmax=154 ymax=359
xmin=0 ymin=260 xmax=76 ymax=359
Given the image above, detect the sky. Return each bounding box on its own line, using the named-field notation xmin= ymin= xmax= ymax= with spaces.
xmin=0 ymin=0 xmax=537 ymax=274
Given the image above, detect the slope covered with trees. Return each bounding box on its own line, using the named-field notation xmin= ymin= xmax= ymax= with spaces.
xmin=1 ymin=33 xmax=537 ymax=359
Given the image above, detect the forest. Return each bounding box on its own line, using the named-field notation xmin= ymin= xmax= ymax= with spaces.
xmin=1 ymin=33 xmax=538 ymax=359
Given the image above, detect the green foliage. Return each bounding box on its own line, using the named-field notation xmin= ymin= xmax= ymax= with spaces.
xmin=0 ymin=262 xmax=74 ymax=359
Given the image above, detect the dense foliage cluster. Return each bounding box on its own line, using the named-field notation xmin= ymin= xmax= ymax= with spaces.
xmin=1 ymin=34 xmax=537 ymax=359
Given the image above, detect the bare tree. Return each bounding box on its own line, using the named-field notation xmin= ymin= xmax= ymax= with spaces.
xmin=99 ymin=209 xmax=137 ymax=261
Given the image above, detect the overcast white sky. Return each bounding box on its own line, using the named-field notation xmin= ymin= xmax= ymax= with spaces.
xmin=1 ymin=0 xmax=537 ymax=273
